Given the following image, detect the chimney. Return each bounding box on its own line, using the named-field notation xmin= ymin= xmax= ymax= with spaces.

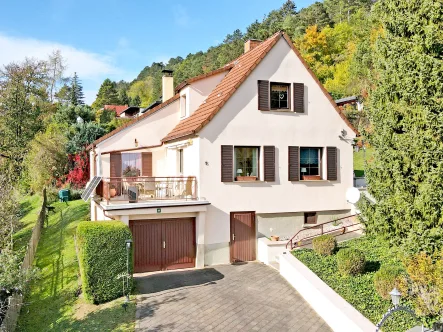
xmin=244 ymin=39 xmax=262 ymax=53
xmin=162 ymin=69 xmax=174 ymax=101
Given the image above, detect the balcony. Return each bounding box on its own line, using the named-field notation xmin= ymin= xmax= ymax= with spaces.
xmin=99 ymin=176 xmax=198 ymax=204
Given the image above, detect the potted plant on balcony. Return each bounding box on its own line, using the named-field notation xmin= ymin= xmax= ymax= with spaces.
xmin=109 ymin=184 xmax=117 ymax=198
xmin=301 ymin=168 xmax=321 ymax=180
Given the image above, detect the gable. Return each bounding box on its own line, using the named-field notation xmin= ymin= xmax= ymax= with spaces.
xmin=198 ymin=37 xmax=357 ymax=143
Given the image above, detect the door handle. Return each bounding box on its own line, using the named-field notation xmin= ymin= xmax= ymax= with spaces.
xmin=163 ymin=241 xmax=166 ymax=249
xmin=232 ymin=234 xmax=235 ymax=241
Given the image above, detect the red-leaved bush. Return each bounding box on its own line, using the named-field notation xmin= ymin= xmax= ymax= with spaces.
xmin=66 ymin=152 xmax=90 ymax=189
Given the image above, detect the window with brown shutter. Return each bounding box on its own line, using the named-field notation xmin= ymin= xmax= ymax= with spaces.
xmin=304 ymin=212 xmax=317 ymax=224
xmin=288 ymin=146 xmax=300 ymax=181
xmin=221 ymin=145 xmax=233 ymax=182
xmin=293 ymin=83 xmax=304 ymax=113
xmin=270 ymin=83 xmax=290 ymax=110
xmin=263 ymin=146 xmax=275 ymax=182
xmin=327 ymin=146 xmax=338 ymax=181
xmin=258 ymin=80 xmax=270 ymax=111
xmin=142 ymin=152 xmax=153 ymax=177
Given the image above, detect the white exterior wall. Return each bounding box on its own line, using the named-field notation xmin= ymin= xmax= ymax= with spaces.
xmin=198 ymin=38 xmax=356 ymax=264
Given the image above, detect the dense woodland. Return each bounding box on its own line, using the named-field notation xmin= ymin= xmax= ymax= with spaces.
xmin=1 ymin=0 xmax=443 ymax=321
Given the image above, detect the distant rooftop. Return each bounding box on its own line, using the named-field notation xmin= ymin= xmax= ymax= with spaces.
xmin=335 ymin=96 xmax=358 ymax=105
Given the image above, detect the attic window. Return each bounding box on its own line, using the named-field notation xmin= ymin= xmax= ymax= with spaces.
xmin=271 ymin=83 xmax=290 ymax=109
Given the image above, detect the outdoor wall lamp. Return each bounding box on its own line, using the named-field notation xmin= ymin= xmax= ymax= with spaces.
xmin=390 ymin=288 xmax=401 ymax=307
xmin=125 ymin=239 xmax=132 ymax=249
xmin=134 ymin=139 xmax=138 ymax=147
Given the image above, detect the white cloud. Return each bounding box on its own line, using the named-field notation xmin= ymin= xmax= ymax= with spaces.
xmin=0 ymin=33 xmax=121 ymax=80
xmin=172 ymin=4 xmax=191 ymax=27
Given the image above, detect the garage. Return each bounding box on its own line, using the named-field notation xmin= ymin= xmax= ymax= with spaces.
xmin=129 ymin=218 xmax=196 ymax=273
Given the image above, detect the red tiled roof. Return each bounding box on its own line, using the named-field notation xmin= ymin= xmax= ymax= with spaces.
xmin=104 ymin=105 xmax=129 ymax=116
xmin=88 ymin=95 xmax=180 ymax=149
xmin=162 ymin=31 xmax=358 ymax=142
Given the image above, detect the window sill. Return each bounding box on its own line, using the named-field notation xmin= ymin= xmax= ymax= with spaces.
xmin=235 ymin=180 xmax=263 ymax=183
xmin=299 ymin=180 xmax=328 ymax=182
xmin=269 ymin=108 xmax=292 ymax=112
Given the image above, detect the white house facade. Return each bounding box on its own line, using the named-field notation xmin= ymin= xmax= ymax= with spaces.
xmin=88 ymin=32 xmax=357 ymax=272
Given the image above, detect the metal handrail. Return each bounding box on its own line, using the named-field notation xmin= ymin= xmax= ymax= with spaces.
xmin=285 ymin=214 xmax=360 ymax=250
xmin=102 ymin=176 xmax=197 ymax=203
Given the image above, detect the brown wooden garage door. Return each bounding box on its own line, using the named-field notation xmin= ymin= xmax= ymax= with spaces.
xmin=129 ymin=218 xmax=196 ymax=273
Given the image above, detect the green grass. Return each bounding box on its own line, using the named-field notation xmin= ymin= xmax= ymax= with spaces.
xmin=353 ymin=147 xmax=374 ymax=177
xmin=13 ymin=195 xmax=42 ymax=257
xmin=293 ymin=236 xmax=429 ymax=332
xmin=17 ymin=200 xmax=136 ymax=332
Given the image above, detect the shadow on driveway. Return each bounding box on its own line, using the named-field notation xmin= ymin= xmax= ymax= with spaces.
xmin=135 ymin=268 xmax=224 ymax=294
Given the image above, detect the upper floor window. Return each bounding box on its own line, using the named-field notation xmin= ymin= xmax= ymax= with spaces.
xmin=271 ymin=83 xmax=290 ymax=109
xmin=122 ymin=153 xmax=141 ymax=177
xmin=300 ymin=147 xmax=321 ymax=180
xmin=178 ymin=149 xmax=184 ymax=174
xmin=235 ymin=147 xmax=259 ymax=181
xmin=180 ymin=94 xmax=187 ymax=117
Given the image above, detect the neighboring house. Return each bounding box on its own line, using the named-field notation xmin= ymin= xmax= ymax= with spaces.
xmin=87 ymin=31 xmax=358 ymax=273
xmin=335 ymin=96 xmax=363 ymax=112
xmin=103 ymin=104 xmax=129 ymax=117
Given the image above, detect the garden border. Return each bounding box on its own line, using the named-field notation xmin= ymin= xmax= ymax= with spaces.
xmin=279 ymin=252 xmax=376 ymax=332
xmin=0 ymin=189 xmax=47 ymax=332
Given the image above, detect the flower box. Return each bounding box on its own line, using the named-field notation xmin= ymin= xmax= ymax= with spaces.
xmin=236 ymin=176 xmax=257 ymax=182
xmin=302 ymin=175 xmax=322 ymax=181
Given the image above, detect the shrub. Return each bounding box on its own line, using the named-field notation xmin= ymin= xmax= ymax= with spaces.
xmin=405 ymin=251 xmax=443 ymax=317
xmin=312 ymin=235 xmax=337 ymax=256
xmin=77 ymin=221 xmax=133 ymax=304
xmin=336 ymin=248 xmax=366 ymax=276
xmin=374 ymin=265 xmax=408 ymax=300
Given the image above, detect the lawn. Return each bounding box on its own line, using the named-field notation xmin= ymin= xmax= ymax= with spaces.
xmin=353 ymin=147 xmax=374 ymax=177
xmin=293 ymin=236 xmax=427 ymax=332
xmin=13 ymin=195 xmax=42 ymax=257
xmin=17 ymin=199 xmax=136 ymax=332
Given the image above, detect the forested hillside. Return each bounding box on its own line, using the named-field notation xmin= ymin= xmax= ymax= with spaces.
xmin=92 ymin=0 xmax=376 ymax=117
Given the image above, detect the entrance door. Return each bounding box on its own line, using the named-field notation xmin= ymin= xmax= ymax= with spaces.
xmin=230 ymin=212 xmax=256 ymax=263
xmin=130 ymin=218 xmax=196 ymax=273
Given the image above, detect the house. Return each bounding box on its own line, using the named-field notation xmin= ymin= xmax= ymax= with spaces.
xmin=103 ymin=104 xmax=129 ymax=117
xmin=87 ymin=31 xmax=357 ymax=273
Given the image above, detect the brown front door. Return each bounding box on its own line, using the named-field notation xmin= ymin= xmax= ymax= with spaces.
xmin=129 ymin=218 xmax=196 ymax=273
xmin=230 ymin=212 xmax=256 ymax=263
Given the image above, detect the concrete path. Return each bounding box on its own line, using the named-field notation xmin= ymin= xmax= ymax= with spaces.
xmin=135 ymin=262 xmax=331 ymax=332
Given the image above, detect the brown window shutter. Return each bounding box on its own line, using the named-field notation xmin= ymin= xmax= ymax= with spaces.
xmin=263 ymin=146 xmax=275 ymax=182
xmin=258 ymin=80 xmax=270 ymax=111
xmin=293 ymin=83 xmax=304 ymax=113
xmin=221 ymin=145 xmax=233 ymax=182
xmin=288 ymin=146 xmax=300 ymax=181
xmin=327 ymin=146 xmax=338 ymax=181
xmin=110 ymin=152 xmax=122 ymax=178
xmin=142 ymin=152 xmax=153 ymax=176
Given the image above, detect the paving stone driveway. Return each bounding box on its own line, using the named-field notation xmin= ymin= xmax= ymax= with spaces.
xmin=135 ymin=262 xmax=331 ymax=332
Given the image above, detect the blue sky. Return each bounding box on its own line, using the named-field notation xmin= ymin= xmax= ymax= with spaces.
xmin=0 ymin=0 xmax=316 ymax=104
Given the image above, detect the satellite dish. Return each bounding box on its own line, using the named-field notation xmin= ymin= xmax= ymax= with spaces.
xmin=346 ymin=187 xmax=361 ymax=204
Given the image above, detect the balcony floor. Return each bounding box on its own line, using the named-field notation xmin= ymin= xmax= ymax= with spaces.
xmin=98 ymin=198 xmax=210 ymax=211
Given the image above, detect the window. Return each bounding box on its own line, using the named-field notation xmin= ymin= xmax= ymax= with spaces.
xmin=178 ymin=149 xmax=184 ymax=174
xmin=300 ymin=147 xmax=321 ymax=179
xmin=235 ymin=147 xmax=259 ymax=180
xmin=180 ymin=94 xmax=187 ymax=117
xmin=270 ymin=83 xmax=290 ymax=109
xmin=121 ymin=153 xmax=141 ymax=177
xmin=304 ymin=212 xmax=317 ymax=224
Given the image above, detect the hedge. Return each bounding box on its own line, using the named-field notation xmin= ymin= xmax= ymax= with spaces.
xmin=336 ymin=248 xmax=366 ymax=276
xmin=76 ymin=221 xmax=133 ymax=304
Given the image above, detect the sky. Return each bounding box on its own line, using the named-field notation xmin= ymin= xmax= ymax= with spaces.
xmin=0 ymin=0 xmax=316 ymax=104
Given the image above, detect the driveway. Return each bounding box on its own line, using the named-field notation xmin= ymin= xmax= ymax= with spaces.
xmin=135 ymin=262 xmax=331 ymax=332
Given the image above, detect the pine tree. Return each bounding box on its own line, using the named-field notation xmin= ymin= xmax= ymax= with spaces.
xmin=132 ymin=95 xmax=141 ymax=107
xmin=91 ymin=78 xmax=119 ymax=110
xmin=360 ymin=0 xmax=443 ymax=254
xmin=70 ymin=72 xmax=84 ymax=106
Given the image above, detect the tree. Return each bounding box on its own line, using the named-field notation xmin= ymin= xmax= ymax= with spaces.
xmin=359 ymin=0 xmax=443 ymax=254
xmin=0 ymin=171 xmax=19 ymax=249
xmin=132 ymin=95 xmax=141 ymax=106
xmin=324 ymin=0 xmax=372 ymax=24
xmin=91 ymin=78 xmax=119 ymax=110
xmin=70 ymin=72 xmax=84 ymax=106
xmin=23 ymin=123 xmax=68 ymax=193
xmin=54 ymin=83 xmax=71 ymax=104
xmin=46 ymin=50 xmax=67 ymax=103
xmin=118 ymin=88 xmax=130 ymax=105
xmin=0 ymin=59 xmax=49 ymax=173
xmin=66 ymin=122 xmax=106 ymax=154
xmin=127 ymin=78 xmax=154 ymax=107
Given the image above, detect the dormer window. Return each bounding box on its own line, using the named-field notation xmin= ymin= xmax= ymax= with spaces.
xmin=180 ymin=94 xmax=187 ymax=117
xmin=271 ymin=83 xmax=290 ymax=109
